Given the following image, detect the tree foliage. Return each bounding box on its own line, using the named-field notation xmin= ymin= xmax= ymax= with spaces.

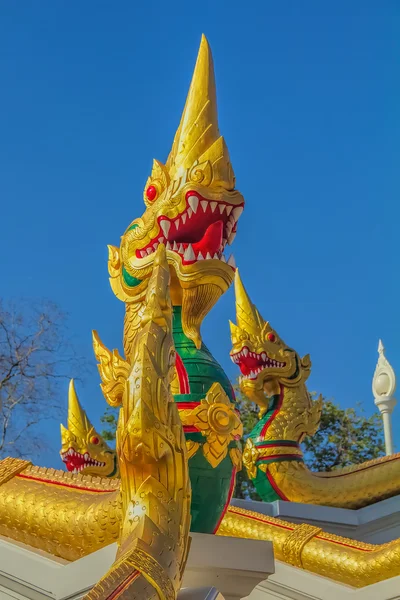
xmin=302 ymin=397 xmax=385 ymax=471
xmin=0 ymin=299 xmax=83 ymax=459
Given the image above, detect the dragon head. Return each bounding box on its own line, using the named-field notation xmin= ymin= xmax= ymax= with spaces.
xmin=60 ymin=380 xmax=118 ymax=477
xmin=230 ymin=271 xmax=311 ymax=406
xmin=109 ymin=35 xmax=244 ymax=350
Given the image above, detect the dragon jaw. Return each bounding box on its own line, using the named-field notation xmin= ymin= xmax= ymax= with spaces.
xmin=60 ymin=380 xmax=118 ymax=478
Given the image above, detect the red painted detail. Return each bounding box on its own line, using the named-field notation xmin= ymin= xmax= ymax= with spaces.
xmin=178 ymin=402 xmax=201 ymax=410
xmin=106 ymin=569 xmax=141 ymax=599
xmin=258 ymin=453 xmax=302 ymax=461
xmin=213 ymin=467 xmax=237 ymax=533
xmin=227 ymin=507 xmax=293 ymax=531
xmin=266 ymin=470 xmax=289 ymax=501
xmin=16 ymin=473 xmax=116 ymax=493
xmin=227 ymin=507 xmax=374 ymax=551
xmin=267 ymin=333 xmax=276 ymax=342
xmin=260 ymin=384 xmax=284 ymax=437
xmin=175 ymin=352 xmax=190 ymax=394
xmin=315 ymin=535 xmax=372 ymax=552
xmin=146 ymin=185 xmax=157 ymax=201
xmin=183 ymin=425 xmax=200 ymax=433
xmin=91 ymin=436 xmax=100 ymax=445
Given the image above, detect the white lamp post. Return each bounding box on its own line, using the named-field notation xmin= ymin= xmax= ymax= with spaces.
xmin=372 ymin=340 xmax=396 ymax=456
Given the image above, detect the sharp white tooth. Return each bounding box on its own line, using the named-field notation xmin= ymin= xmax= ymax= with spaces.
xmin=187 ymin=207 xmax=193 ymax=218
xmin=227 ymin=254 xmax=236 ymax=268
xmin=232 ymin=206 xmax=243 ymax=221
xmin=84 ymin=453 xmax=89 ymax=459
xmin=222 ymin=238 xmax=227 ymax=247
xmin=175 ymin=218 xmax=180 ymax=230
xmin=173 ymin=241 xmax=178 ymax=251
xmin=68 ymin=448 xmax=73 ymax=455
xmin=146 ymin=247 xmax=153 ymax=255
xmin=213 ymin=252 xmax=219 ymax=259
xmin=221 ymin=254 xmax=226 ymax=262
xmin=226 ymin=221 xmax=233 ymax=236
xmin=219 ymin=204 xmax=226 ymax=214
xmin=184 ymin=244 xmax=195 ymax=261
xmin=261 ymin=352 xmax=267 ymax=361
xmin=166 ymin=241 xmax=172 ymax=250
xmin=197 ymin=251 xmax=205 ymax=260
xmin=153 ymin=242 xmax=159 ymax=251
xmin=243 ymin=348 xmax=249 ymax=356
xmin=226 ymin=205 xmax=233 ymax=216
xmin=210 ymin=201 xmax=217 ymax=213
xmin=206 ymin=252 xmax=212 ymax=260
xmin=230 ymin=355 xmax=235 ymax=363
xmin=182 ymin=213 xmax=187 ymax=224
xmin=158 ymin=236 xmax=165 ymax=244
xmin=188 ymin=195 xmax=199 ymax=213
xmin=178 ymin=243 xmax=184 ymax=254
xmin=228 ymin=231 xmax=236 ymax=245
xmin=200 ymin=200 xmax=208 ymax=212
xmin=140 ymin=250 xmax=146 ymax=258
xmin=160 ymin=221 xmax=170 ymax=237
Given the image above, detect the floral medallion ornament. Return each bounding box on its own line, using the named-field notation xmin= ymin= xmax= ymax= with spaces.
xmin=191 ymin=382 xmax=243 ymax=468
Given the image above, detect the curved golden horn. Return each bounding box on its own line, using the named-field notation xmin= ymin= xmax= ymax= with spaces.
xmin=166 ymin=34 xmax=234 ymax=189
xmin=67 ymin=379 xmax=92 ymax=439
xmin=234 ymin=270 xmax=265 ymax=335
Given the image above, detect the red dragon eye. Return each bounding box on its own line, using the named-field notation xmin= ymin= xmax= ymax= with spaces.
xmin=90 ymin=436 xmax=99 ymax=445
xmin=146 ymin=185 xmax=157 ymax=201
xmin=267 ymin=333 xmax=276 ymax=342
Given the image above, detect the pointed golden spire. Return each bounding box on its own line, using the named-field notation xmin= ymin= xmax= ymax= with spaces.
xmin=67 ymin=379 xmax=92 ymax=439
xmin=166 ymin=34 xmax=234 ymax=189
xmin=234 ymin=270 xmax=265 ymax=335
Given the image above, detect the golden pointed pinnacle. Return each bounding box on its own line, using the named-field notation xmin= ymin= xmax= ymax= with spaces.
xmin=166 ymin=34 xmax=235 ymax=189
xmin=234 ymin=270 xmax=265 ymax=336
xmin=67 ymin=379 xmax=92 ymax=439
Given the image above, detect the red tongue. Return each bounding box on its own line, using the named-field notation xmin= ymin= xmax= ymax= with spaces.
xmin=193 ymin=220 xmax=223 ymax=257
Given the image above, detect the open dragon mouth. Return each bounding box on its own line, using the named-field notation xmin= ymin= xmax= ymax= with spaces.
xmin=231 ymin=346 xmax=286 ymax=380
xmin=61 ymin=448 xmax=106 ymax=473
xmin=136 ymin=191 xmax=243 ymax=267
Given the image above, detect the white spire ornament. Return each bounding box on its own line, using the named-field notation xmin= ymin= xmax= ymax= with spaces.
xmin=372 ymin=340 xmax=397 ymax=455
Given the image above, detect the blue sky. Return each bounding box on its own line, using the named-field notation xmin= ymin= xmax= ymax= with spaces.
xmin=1 ymin=2 xmax=399 ymax=465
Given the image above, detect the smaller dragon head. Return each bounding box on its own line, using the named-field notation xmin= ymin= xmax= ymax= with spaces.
xmin=60 ymin=380 xmax=118 ymax=477
xmin=230 ymin=271 xmax=311 ymax=407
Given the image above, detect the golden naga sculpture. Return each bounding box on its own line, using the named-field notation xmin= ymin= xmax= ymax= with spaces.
xmin=60 ymin=379 xmax=118 ymax=478
xmin=108 ymin=34 xmax=244 ymax=357
xmin=230 ymin=269 xmax=400 ymax=508
xmin=0 ymin=247 xmax=192 ymax=599
xmin=2 ymin=34 xmax=400 ymax=595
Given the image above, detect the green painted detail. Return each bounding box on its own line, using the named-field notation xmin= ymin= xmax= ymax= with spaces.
xmin=172 ymin=307 xmax=234 ymax=401
xmin=122 ymin=266 xmax=142 ymax=287
xmin=188 ymin=450 xmax=233 ymax=533
xmin=248 ymin=393 xmax=286 ymax=501
xmin=254 ymin=439 xmax=299 ymax=448
xmin=255 ymin=456 xmax=304 ymax=466
xmin=172 ymin=306 xmax=235 ymax=533
xmin=249 ymin=394 xmax=280 ymax=442
xmin=127 ymin=223 xmax=139 ymax=231
xmin=253 ymin=467 xmax=281 ymax=502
